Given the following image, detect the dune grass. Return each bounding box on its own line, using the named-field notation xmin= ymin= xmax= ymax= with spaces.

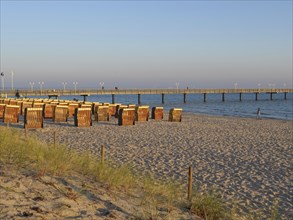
xmin=187 ymin=190 xmax=227 ymax=220
xmin=0 ymin=127 xmax=281 ymax=220
xmin=0 ymin=127 xmax=135 ymax=189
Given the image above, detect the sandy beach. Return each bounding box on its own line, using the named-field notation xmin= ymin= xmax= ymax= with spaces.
xmin=2 ymin=112 xmax=292 ymax=218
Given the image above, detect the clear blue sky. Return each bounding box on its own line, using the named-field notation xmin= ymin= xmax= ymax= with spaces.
xmin=0 ymin=0 xmax=292 ymax=89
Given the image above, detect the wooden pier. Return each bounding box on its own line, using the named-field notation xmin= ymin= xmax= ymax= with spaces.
xmin=1 ymin=88 xmax=292 ymax=104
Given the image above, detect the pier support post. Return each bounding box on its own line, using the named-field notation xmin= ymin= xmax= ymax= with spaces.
xmin=162 ymin=93 xmax=165 ymax=104
xmin=183 ymin=93 xmax=186 ymax=103
xmin=138 ymin=94 xmax=141 ymax=105
xmin=222 ymin=93 xmax=225 ymax=102
xmin=48 ymin=95 xmax=59 ymax=99
xmin=239 ymin=93 xmax=242 ymax=101
xmin=255 ymin=93 xmax=258 ymax=101
xmin=204 ymin=93 xmax=207 ymax=102
xmin=270 ymin=93 xmax=273 ymax=101
xmin=284 ymin=92 xmax=287 ymax=100
xmin=80 ymin=94 xmax=88 ymax=103
xmin=112 ymin=94 xmax=115 ymax=104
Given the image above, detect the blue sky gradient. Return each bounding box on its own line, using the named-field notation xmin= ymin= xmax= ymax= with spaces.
xmin=1 ymin=1 xmax=292 ymax=89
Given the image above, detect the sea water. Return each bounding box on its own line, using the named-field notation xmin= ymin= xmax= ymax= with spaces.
xmin=24 ymin=92 xmax=292 ymax=120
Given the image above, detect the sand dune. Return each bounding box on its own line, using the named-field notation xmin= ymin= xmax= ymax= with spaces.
xmin=2 ymin=112 xmax=292 ymax=218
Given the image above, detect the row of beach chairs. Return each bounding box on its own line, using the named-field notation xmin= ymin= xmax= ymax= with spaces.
xmin=0 ymin=98 xmax=182 ymax=128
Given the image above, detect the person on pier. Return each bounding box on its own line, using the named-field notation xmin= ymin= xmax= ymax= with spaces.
xmin=15 ymin=90 xmax=20 ymax=98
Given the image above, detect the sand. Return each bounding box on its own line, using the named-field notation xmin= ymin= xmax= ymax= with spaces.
xmin=1 ymin=112 xmax=292 ymax=218
xmin=0 ymin=168 xmax=137 ymax=219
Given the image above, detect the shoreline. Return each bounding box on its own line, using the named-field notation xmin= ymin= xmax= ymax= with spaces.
xmin=183 ymin=111 xmax=293 ymax=122
xmin=1 ymin=112 xmax=292 ymax=218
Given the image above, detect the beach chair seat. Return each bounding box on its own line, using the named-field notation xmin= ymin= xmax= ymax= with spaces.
xmin=9 ymin=100 xmax=18 ymax=105
xmin=80 ymin=104 xmax=93 ymax=113
xmin=16 ymin=101 xmax=23 ymax=115
xmin=95 ymin=106 xmax=109 ymax=121
xmin=24 ymin=108 xmax=43 ymax=129
xmin=4 ymin=99 xmax=10 ymax=105
xmin=22 ymin=102 xmax=33 ymax=115
xmin=74 ymin=108 xmax=92 ymax=127
xmin=68 ymin=103 xmax=79 ymax=117
xmin=53 ymin=105 xmax=69 ymax=122
xmin=118 ymin=108 xmax=135 ymax=126
xmin=93 ymin=102 xmax=102 ymax=114
xmin=108 ymin=104 xmax=117 ymax=116
xmin=0 ymin=104 xmax=6 ymax=119
xmin=151 ymin=107 xmax=163 ymax=120
xmin=115 ymin=104 xmax=127 ymax=118
xmin=169 ymin=108 xmax=182 ymax=122
xmin=3 ymin=105 xmax=20 ymax=123
xmin=135 ymin=106 xmax=149 ymax=121
xmin=43 ymin=104 xmax=56 ymax=119
xmin=33 ymin=102 xmax=45 ymax=109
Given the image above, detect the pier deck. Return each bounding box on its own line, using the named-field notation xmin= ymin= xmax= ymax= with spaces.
xmin=1 ymin=88 xmax=292 ymax=103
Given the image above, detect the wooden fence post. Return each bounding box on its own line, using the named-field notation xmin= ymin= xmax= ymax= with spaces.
xmin=188 ymin=166 xmax=192 ymax=201
xmin=101 ymin=145 xmax=105 ymax=164
xmin=53 ymin=131 xmax=56 ymax=147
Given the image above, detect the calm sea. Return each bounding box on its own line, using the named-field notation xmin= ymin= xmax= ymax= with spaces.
xmin=24 ymin=92 xmax=292 ymax=120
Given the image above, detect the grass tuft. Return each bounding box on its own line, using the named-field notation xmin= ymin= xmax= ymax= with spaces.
xmin=188 ymin=190 xmax=227 ymax=220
